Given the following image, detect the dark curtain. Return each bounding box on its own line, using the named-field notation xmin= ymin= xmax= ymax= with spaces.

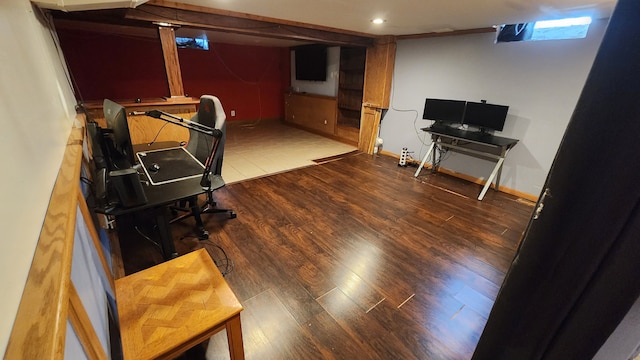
xmin=473 ymin=1 xmax=640 ymax=359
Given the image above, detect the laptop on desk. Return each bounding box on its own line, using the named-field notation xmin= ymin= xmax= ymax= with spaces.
xmin=137 ymin=147 xmax=205 ymax=185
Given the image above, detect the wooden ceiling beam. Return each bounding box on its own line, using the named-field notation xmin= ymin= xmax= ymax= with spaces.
xmin=158 ymin=26 xmax=186 ymax=98
xmin=124 ymin=4 xmax=375 ymax=47
xmin=397 ymin=27 xmax=496 ymax=40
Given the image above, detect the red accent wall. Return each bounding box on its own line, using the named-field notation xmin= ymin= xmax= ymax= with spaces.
xmin=56 ymin=28 xmax=169 ymax=100
xmin=179 ymin=43 xmax=290 ymax=121
xmin=56 ymin=27 xmax=290 ymax=121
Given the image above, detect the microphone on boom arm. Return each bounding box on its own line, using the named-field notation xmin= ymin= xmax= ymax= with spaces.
xmin=145 ymin=110 xmax=163 ymax=119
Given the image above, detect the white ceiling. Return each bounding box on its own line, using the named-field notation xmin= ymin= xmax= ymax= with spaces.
xmin=170 ymin=0 xmax=617 ymax=36
xmin=46 ymin=0 xmax=618 ymax=47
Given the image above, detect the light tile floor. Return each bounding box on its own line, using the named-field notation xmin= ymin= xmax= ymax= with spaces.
xmin=221 ymin=120 xmax=358 ymax=184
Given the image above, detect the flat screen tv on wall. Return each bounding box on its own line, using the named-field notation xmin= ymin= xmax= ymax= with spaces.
xmin=294 ymin=45 xmax=327 ymax=81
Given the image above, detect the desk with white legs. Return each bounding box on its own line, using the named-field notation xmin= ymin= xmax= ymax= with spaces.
xmin=414 ymin=126 xmax=519 ymax=200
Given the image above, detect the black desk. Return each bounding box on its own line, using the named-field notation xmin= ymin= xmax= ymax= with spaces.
xmin=414 ymin=126 xmax=519 ymax=200
xmin=101 ymin=143 xmax=207 ymax=259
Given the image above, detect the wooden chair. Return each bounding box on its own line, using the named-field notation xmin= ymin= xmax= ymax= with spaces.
xmin=115 ymin=248 xmax=245 ymax=359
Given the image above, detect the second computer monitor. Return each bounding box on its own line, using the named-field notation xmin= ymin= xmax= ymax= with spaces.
xmin=463 ymin=102 xmax=509 ymax=132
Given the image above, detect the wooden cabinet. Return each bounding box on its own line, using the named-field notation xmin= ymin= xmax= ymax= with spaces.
xmin=363 ymin=36 xmax=396 ymax=109
xmin=283 ymin=43 xmax=393 ymax=149
xmin=284 ymin=92 xmax=336 ymax=136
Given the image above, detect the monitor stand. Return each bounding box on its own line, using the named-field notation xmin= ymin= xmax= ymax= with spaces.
xmin=433 ymin=121 xmax=451 ymax=129
xmin=477 ymin=127 xmax=494 ymax=137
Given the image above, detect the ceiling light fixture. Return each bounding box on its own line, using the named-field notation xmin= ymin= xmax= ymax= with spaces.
xmin=153 ymin=22 xmax=177 ymax=27
xmin=371 ymin=18 xmax=386 ymax=25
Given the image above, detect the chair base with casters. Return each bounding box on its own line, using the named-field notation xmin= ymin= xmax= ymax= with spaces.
xmin=170 ymin=174 xmax=236 ymax=239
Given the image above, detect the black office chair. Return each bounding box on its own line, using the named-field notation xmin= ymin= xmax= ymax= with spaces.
xmin=170 ymin=95 xmax=236 ymax=238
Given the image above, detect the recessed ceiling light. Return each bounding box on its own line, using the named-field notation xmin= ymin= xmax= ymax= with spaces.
xmin=371 ymin=18 xmax=386 ymax=25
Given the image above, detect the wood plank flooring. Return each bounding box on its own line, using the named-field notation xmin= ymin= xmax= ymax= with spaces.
xmin=116 ymin=152 xmax=534 ymax=360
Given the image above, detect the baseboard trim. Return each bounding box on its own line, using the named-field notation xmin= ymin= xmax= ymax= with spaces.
xmin=379 ymin=149 xmax=539 ymax=202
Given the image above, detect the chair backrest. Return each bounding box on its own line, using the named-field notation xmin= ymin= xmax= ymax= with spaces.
xmin=186 ymin=95 xmax=227 ymax=175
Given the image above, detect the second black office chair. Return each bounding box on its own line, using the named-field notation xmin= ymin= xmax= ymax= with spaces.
xmin=171 ymin=95 xmax=236 ymax=239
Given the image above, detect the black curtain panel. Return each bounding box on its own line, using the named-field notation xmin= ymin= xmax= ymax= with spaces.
xmin=472 ymin=0 xmax=640 ymax=359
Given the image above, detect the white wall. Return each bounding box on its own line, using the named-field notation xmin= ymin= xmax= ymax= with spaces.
xmin=380 ymin=19 xmax=607 ymax=197
xmin=0 ymin=0 xmax=77 ymax=355
xmin=290 ymin=46 xmax=340 ymax=97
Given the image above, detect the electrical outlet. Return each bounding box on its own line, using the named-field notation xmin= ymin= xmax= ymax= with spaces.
xmin=230 ymin=110 xmax=236 ymax=117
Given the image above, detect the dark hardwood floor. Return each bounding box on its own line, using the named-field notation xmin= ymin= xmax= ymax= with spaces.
xmin=116 ymin=152 xmax=534 ymax=360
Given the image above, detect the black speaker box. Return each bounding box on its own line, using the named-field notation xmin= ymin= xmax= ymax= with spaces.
xmin=109 ymin=168 xmax=147 ymax=208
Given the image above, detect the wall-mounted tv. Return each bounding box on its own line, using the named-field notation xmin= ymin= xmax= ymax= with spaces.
xmin=463 ymin=102 xmax=509 ymax=132
xmin=294 ymin=45 xmax=327 ymax=81
xmin=422 ymin=98 xmax=466 ymax=125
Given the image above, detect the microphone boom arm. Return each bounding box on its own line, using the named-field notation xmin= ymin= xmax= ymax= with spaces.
xmin=131 ymin=110 xmax=221 ymax=138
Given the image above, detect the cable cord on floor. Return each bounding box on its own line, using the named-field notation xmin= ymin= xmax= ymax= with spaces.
xmin=179 ymin=234 xmax=234 ymax=277
xmin=201 ymin=239 xmax=234 ymax=276
xmin=135 ymin=225 xmax=162 ymax=251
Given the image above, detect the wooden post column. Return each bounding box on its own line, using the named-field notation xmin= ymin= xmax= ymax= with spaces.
xmin=158 ymin=26 xmax=186 ymax=99
xmin=360 ymin=36 xmax=396 ymax=154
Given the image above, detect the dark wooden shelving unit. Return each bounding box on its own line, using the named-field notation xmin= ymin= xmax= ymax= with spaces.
xmin=337 ymin=47 xmax=366 ymax=131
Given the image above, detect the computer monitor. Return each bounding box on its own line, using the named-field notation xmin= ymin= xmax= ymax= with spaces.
xmin=86 ymin=121 xmax=109 ymax=205
xmin=463 ymin=101 xmax=509 ymax=132
xmin=104 ymin=99 xmax=135 ymax=168
xmin=422 ymin=98 xmax=466 ymax=126
xmin=86 ymin=121 xmax=108 ymax=170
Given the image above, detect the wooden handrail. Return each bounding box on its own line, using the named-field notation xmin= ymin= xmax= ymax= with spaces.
xmin=4 ymin=122 xmax=84 ymax=359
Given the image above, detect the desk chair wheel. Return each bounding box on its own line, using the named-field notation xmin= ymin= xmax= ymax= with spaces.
xmin=197 ymin=226 xmax=210 ymax=240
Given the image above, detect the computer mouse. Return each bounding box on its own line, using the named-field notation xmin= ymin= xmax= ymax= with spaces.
xmin=150 ymin=163 xmax=160 ymax=172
